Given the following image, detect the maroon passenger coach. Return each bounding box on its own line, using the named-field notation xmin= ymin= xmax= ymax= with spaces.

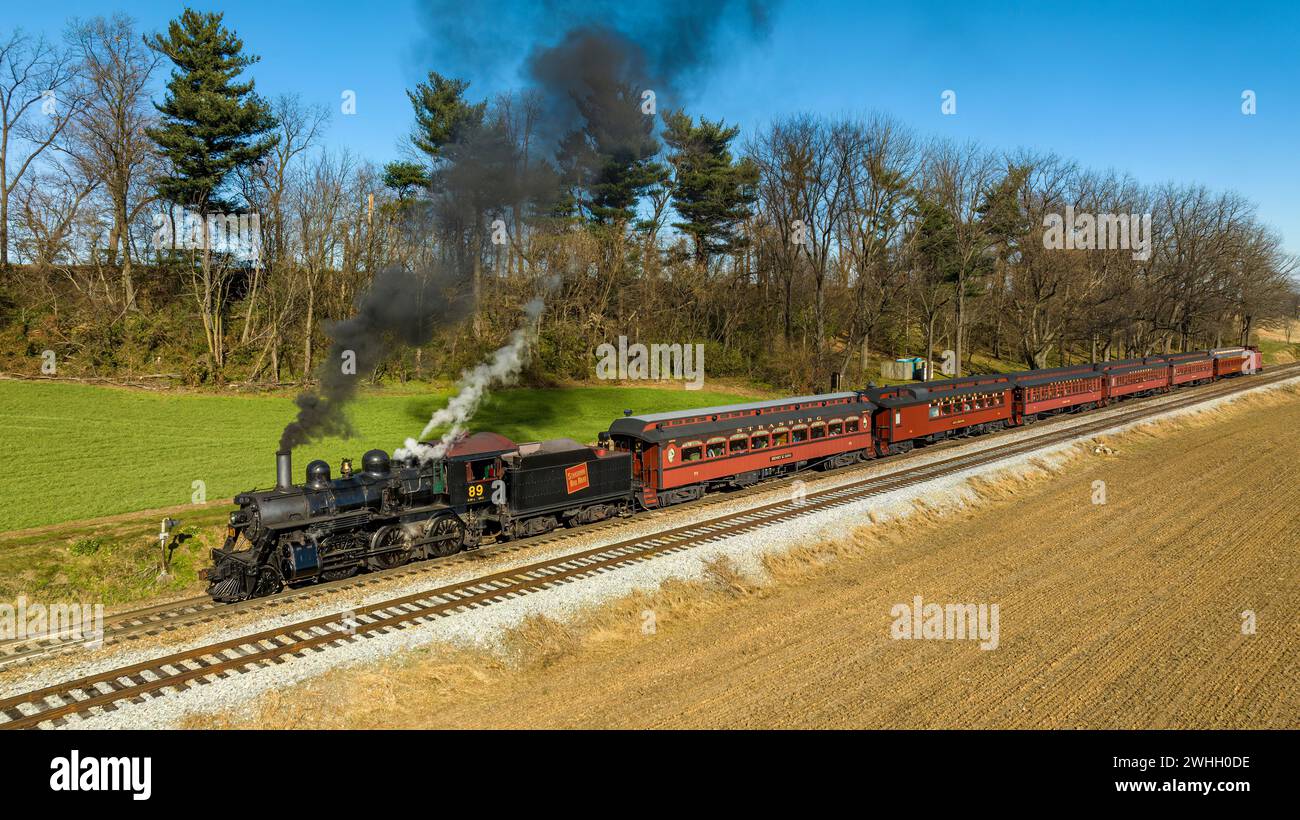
xmin=600 ymin=346 xmax=1262 ymax=509
xmin=603 ymin=392 xmax=876 ymax=508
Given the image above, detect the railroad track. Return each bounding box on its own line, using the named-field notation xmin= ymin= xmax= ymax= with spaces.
xmin=2 ymin=364 xmax=1294 ymax=672
xmin=1 ymin=365 xmax=1294 ymax=730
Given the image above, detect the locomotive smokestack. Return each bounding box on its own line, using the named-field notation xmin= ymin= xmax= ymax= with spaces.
xmin=276 ymin=451 xmax=292 ymax=490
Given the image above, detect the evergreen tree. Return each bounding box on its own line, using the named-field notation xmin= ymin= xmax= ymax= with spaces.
xmin=407 ymin=72 xmax=486 ymax=163
xmin=382 ymin=160 xmax=431 ymax=199
xmin=662 ymin=110 xmax=758 ymax=265
xmin=556 ymin=82 xmax=664 ymax=229
xmin=977 ymin=164 xmax=1033 ymax=257
xmin=146 ymin=8 xmax=278 ymax=212
xmin=145 ymin=8 xmax=277 ymax=377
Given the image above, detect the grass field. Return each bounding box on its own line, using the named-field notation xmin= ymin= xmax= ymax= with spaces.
xmin=0 ymin=379 xmax=766 ymax=533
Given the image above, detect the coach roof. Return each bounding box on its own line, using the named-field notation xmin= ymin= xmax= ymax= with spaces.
xmin=619 ymin=392 xmax=862 ymax=424
xmin=607 ymin=392 xmax=873 ymax=442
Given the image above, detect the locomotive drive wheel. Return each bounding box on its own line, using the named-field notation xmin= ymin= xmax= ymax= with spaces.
xmin=252 ymin=565 xmax=284 ymax=598
xmin=368 ymin=525 xmax=413 ymax=571
xmin=426 ymin=516 xmax=465 ymax=558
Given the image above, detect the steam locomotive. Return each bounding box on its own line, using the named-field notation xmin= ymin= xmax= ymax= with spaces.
xmin=206 ymin=345 xmax=1262 ymax=602
xmin=205 ymin=435 xmax=633 ymax=602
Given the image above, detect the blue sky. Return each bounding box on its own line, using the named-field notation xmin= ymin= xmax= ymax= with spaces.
xmin=12 ymin=0 xmax=1299 ymax=253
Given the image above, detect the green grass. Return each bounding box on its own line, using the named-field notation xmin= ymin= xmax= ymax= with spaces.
xmin=0 ymin=527 xmax=213 ymax=608
xmin=1257 ymin=337 xmax=1299 ymax=365
xmin=0 ymin=380 xmax=768 ymax=533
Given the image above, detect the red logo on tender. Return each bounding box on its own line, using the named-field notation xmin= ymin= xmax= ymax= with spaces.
xmin=565 ymin=462 xmax=590 ymax=494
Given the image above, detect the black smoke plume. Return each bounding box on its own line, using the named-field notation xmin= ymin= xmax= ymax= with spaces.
xmin=413 ymin=0 xmax=777 ymax=98
xmin=279 ymin=264 xmax=472 ymax=450
xmin=279 ymin=2 xmax=779 ymax=449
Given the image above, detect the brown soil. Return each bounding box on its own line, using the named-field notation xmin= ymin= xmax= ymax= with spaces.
xmin=193 ymin=387 xmax=1300 ymax=729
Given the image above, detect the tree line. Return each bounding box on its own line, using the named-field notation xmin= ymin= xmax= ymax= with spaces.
xmin=1 ymin=9 xmax=1295 ymax=392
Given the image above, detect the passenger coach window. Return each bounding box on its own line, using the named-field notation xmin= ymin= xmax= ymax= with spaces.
xmin=751 ymin=433 xmax=770 ymax=449
xmin=729 ymin=437 xmax=749 ymax=453
xmin=811 ymin=423 xmax=825 ymax=439
xmin=792 ymin=427 xmax=808 ymax=443
xmin=682 ymin=444 xmax=703 ymax=461
xmin=773 ymin=430 xmax=790 ymax=446
xmin=828 ymin=420 xmax=843 ymax=436
xmin=706 ymin=440 xmax=726 ymax=458
xmin=845 ymin=418 xmax=859 ymax=433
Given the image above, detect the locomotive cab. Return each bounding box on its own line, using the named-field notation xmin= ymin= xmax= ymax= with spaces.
xmin=443 ymin=432 xmax=516 ymax=508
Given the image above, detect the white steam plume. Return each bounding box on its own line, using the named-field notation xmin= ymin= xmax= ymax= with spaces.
xmin=396 ymin=291 xmax=550 ymax=464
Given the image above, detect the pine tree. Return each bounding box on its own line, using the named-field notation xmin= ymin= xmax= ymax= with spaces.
xmin=146 ymin=9 xmax=277 ymax=211
xmin=145 ymin=8 xmax=277 ymax=378
xmin=382 ymin=161 xmax=431 ymax=200
xmin=662 ymin=110 xmax=758 ymax=265
xmin=556 ymin=82 xmax=665 ymax=230
xmin=407 ymin=72 xmax=486 ymax=163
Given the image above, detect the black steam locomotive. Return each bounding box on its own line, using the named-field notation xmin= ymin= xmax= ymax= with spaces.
xmin=205 ymin=433 xmax=634 ymax=602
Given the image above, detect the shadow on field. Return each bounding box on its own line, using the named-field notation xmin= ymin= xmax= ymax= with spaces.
xmin=402 ymin=388 xmax=567 ymax=444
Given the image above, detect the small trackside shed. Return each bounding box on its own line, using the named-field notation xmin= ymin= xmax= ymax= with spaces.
xmin=603 ymin=392 xmax=876 ymax=507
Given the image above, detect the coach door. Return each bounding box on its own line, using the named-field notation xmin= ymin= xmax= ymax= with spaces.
xmin=642 ymin=444 xmax=661 ymax=489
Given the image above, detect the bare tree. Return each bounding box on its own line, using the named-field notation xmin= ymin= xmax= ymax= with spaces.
xmin=924 ymin=139 xmax=999 ymax=376
xmin=237 ymin=94 xmax=326 ymax=346
xmin=836 ymin=113 xmax=917 ymax=382
xmin=291 ymin=148 xmax=354 ymax=378
xmin=12 ymin=161 xmax=98 ymax=270
xmin=64 ymin=14 xmax=159 ymax=309
xmin=0 ymin=29 xmax=83 ymax=268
